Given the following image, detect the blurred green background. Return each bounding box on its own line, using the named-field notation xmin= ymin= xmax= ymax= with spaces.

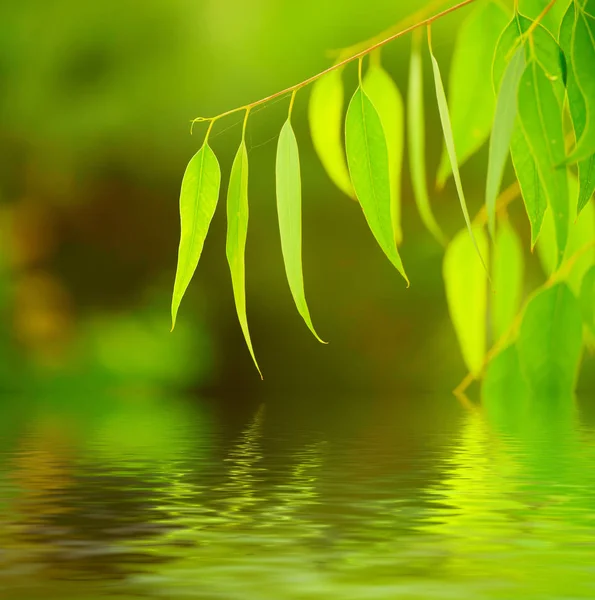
xmin=0 ymin=0 xmax=593 ymax=400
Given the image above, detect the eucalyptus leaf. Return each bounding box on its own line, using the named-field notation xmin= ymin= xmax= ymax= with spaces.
xmin=345 ymin=86 xmax=408 ymax=283
xmin=171 ymin=142 xmax=221 ymax=330
xmin=407 ymin=38 xmax=446 ymax=245
xmin=517 ymin=282 xmax=583 ymax=395
xmin=518 ymin=0 xmax=573 ymax=36
xmin=517 ymin=59 xmax=568 ymax=264
xmin=309 ymin=69 xmax=354 ymax=198
xmin=560 ymin=3 xmax=595 ymax=213
xmin=276 ymin=119 xmax=325 ymax=343
xmin=364 ymin=59 xmax=404 ymax=244
xmin=436 ymin=0 xmax=509 ymax=188
xmin=492 ymin=221 xmax=524 ymax=340
xmin=226 ymin=141 xmax=262 ymax=378
xmin=443 ymin=227 xmax=489 ymax=377
xmin=430 ymin=48 xmax=488 ymax=272
xmin=486 ymin=46 xmax=525 ymax=238
xmin=580 ymin=265 xmax=595 ymax=336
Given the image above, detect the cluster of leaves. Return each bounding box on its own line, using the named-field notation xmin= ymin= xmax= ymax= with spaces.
xmin=171 ymin=0 xmax=595 ymax=393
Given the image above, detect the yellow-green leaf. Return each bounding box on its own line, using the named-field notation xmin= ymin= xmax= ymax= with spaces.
xmin=171 ymin=143 xmax=221 ymax=330
xmin=308 ymin=68 xmax=354 ymax=198
xmin=345 ymin=86 xmax=408 ymax=283
xmin=226 ymin=141 xmax=262 ymax=378
xmin=430 ymin=47 xmax=488 ymax=272
xmin=492 ymin=221 xmax=524 ymax=340
xmin=518 ymin=0 xmax=572 ymax=36
xmin=580 ymin=265 xmax=595 ymax=336
xmin=407 ymin=37 xmax=446 ymax=245
xmin=444 ymin=227 xmax=489 ymax=376
xmin=436 ymin=0 xmax=509 ymax=188
xmin=364 ymin=59 xmax=404 ymax=245
xmin=276 ymin=119 xmax=325 ymax=343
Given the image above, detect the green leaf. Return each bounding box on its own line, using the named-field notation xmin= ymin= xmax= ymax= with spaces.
xmin=486 ymin=45 xmax=525 ymax=238
xmin=492 ymin=221 xmax=524 ymax=340
xmin=430 ymin=47 xmax=488 ymax=272
xmin=443 ymin=227 xmax=489 ymax=376
xmin=171 ymin=142 xmax=221 ymax=330
xmin=364 ymin=58 xmax=404 ymax=245
xmin=518 ymin=0 xmax=573 ymax=36
xmin=407 ymin=37 xmax=446 ymax=245
xmin=276 ymin=119 xmax=325 ymax=343
xmin=436 ymin=0 xmax=509 ymax=188
xmin=517 ymin=59 xmax=569 ymax=264
xmin=517 ymin=282 xmax=583 ymax=395
xmin=560 ymin=3 xmax=595 ymax=213
xmin=308 ymin=69 xmax=354 ymax=198
xmin=580 ymin=264 xmax=595 ymax=336
xmin=226 ymin=141 xmax=262 ymax=378
xmin=345 ymin=86 xmax=408 ymax=283
xmin=536 ymin=174 xmax=595 ymax=295
xmin=564 ymin=1 xmax=595 ymax=163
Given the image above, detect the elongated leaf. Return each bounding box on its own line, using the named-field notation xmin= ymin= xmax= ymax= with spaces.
xmin=560 ymin=3 xmax=595 ymax=213
xmin=226 ymin=141 xmax=262 ymax=378
xmin=407 ymin=39 xmax=446 ymax=245
xmin=565 ymin=1 xmax=595 ymax=163
xmin=309 ymin=69 xmax=354 ymax=198
xmin=486 ymin=46 xmax=525 ymax=238
xmin=580 ymin=265 xmax=595 ymax=336
xmin=430 ymin=49 xmax=488 ymax=272
xmin=345 ymin=86 xmax=408 ymax=283
xmin=517 ymin=282 xmax=583 ymax=395
xmin=436 ymin=0 xmax=509 ymax=188
xmin=519 ymin=0 xmax=573 ymax=36
xmin=171 ymin=143 xmax=221 ymax=330
xmin=364 ymin=61 xmax=404 ymax=244
xmin=517 ymin=60 xmax=568 ymax=265
xmin=492 ymin=221 xmax=524 ymax=340
xmin=444 ymin=227 xmax=489 ymax=376
xmin=276 ymin=119 xmax=325 ymax=343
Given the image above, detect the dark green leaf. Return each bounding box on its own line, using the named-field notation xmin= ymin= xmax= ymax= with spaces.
xmin=171 ymin=143 xmax=221 ymax=330
xmin=226 ymin=141 xmax=262 ymax=378
xmin=276 ymin=120 xmax=325 ymax=343
xmin=345 ymin=86 xmax=408 ymax=283
xmin=517 ymin=282 xmax=583 ymax=395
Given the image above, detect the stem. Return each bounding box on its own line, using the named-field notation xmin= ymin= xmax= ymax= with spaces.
xmin=242 ymin=108 xmax=250 ymax=140
xmin=288 ymin=89 xmax=298 ymax=120
xmin=192 ymin=0 xmax=478 ymax=125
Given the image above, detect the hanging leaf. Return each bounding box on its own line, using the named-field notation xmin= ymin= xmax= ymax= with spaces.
xmin=226 ymin=141 xmax=262 ymax=378
xmin=518 ymin=0 xmax=573 ymax=36
xmin=517 ymin=283 xmax=583 ymax=395
xmin=364 ymin=58 xmax=404 ymax=244
xmin=345 ymin=86 xmax=408 ymax=283
xmin=436 ymin=0 xmax=509 ymax=188
xmin=560 ymin=3 xmax=595 ymax=214
xmin=564 ymin=1 xmax=595 ymax=164
xmin=407 ymin=36 xmax=446 ymax=245
xmin=485 ymin=46 xmax=525 ymax=238
xmin=429 ymin=45 xmax=488 ymax=272
xmin=580 ymin=265 xmax=595 ymax=336
xmin=443 ymin=227 xmax=489 ymax=377
xmin=309 ymin=69 xmax=354 ymax=198
xmin=171 ymin=143 xmax=221 ymax=330
xmin=517 ymin=59 xmax=569 ymax=265
xmin=491 ymin=221 xmax=524 ymax=340
xmin=276 ymin=119 xmax=325 ymax=343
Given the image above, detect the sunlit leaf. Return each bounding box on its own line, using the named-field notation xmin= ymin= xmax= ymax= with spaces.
xmin=276 ymin=119 xmax=325 ymax=342
xmin=564 ymin=1 xmax=595 ymax=164
xmin=517 ymin=59 xmax=568 ymax=264
xmin=345 ymin=86 xmax=408 ymax=283
xmin=443 ymin=227 xmax=489 ymax=376
xmin=364 ymin=58 xmax=404 ymax=244
xmin=407 ymin=37 xmax=446 ymax=245
xmin=226 ymin=141 xmax=262 ymax=378
xmin=517 ymin=282 xmax=583 ymax=395
xmin=171 ymin=143 xmax=221 ymax=330
xmin=492 ymin=221 xmax=524 ymax=340
xmin=430 ymin=47 xmax=488 ymax=271
xmin=486 ymin=46 xmax=525 ymax=238
xmin=560 ymin=3 xmax=595 ymax=213
xmin=436 ymin=0 xmax=509 ymax=188
xmin=518 ymin=0 xmax=572 ymax=36
xmin=308 ymin=68 xmax=354 ymax=198
xmin=580 ymin=265 xmax=595 ymax=336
